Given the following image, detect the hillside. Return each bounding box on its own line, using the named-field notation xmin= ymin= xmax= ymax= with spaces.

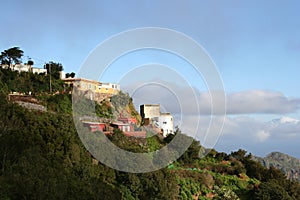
xmin=1 ymin=66 xmax=300 ymax=199
xmin=253 ymin=152 xmax=300 ymax=182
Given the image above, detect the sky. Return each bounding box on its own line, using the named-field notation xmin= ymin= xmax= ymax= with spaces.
xmin=1 ymin=0 xmax=300 ymax=158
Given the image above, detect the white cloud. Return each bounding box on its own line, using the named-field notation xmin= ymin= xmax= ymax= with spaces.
xmin=272 ymin=116 xmax=300 ymax=124
xmin=267 ymin=117 xmax=300 ymax=139
xmin=124 ymin=82 xmax=300 ymax=115
xmin=226 ymin=90 xmax=300 ymax=114
xmin=176 ymin=89 xmax=300 ymax=115
xmin=218 ymin=116 xmax=300 ymax=142
xmin=256 ymin=130 xmax=270 ymax=142
xmin=213 ymin=116 xmax=300 ymax=157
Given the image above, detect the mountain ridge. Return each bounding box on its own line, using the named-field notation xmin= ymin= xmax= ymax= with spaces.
xmin=253 ymin=151 xmax=300 ymax=182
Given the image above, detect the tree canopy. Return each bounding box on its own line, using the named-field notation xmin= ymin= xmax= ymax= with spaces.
xmin=44 ymin=61 xmax=63 ymax=79
xmin=0 ymin=47 xmax=24 ymax=66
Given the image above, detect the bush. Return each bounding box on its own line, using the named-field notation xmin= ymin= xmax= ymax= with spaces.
xmin=255 ymin=181 xmax=293 ymax=200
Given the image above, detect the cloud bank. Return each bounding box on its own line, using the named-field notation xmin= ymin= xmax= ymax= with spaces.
xmin=123 ymin=82 xmax=300 ymax=115
xmin=226 ymin=90 xmax=300 ymax=114
xmin=214 ymin=116 xmax=300 ymax=158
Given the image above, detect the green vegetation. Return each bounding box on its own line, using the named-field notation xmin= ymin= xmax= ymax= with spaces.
xmin=1 ymin=89 xmax=299 ymax=199
xmin=0 ymin=62 xmax=64 ymax=95
xmin=1 ymin=48 xmax=300 ymax=199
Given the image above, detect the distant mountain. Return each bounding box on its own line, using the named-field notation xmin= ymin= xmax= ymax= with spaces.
xmin=253 ymin=152 xmax=300 ymax=181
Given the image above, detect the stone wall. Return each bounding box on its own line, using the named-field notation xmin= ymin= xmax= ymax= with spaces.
xmin=16 ymin=101 xmax=47 ymax=112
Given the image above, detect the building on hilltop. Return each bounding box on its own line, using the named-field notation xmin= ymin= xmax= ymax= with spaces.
xmin=1 ymin=63 xmax=47 ymax=74
xmin=62 ymin=77 xmax=120 ymax=102
xmin=63 ymin=77 xmax=120 ymax=94
xmin=158 ymin=113 xmax=174 ymax=136
xmin=140 ymin=104 xmax=174 ymax=137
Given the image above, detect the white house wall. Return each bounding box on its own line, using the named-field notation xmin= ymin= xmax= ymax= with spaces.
xmin=158 ymin=114 xmax=174 ymax=137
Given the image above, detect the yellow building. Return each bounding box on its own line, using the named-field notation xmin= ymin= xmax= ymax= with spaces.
xmin=63 ymin=77 xmax=120 ymax=95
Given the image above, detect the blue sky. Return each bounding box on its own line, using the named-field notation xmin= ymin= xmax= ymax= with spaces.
xmin=1 ymin=0 xmax=300 ymax=158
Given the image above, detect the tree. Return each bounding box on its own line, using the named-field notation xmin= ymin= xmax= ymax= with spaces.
xmin=27 ymin=59 xmax=34 ymax=72
xmin=177 ymin=136 xmax=202 ymax=165
xmin=230 ymin=149 xmax=247 ymax=161
xmin=66 ymin=72 xmax=75 ymax=78
xmin=27 ymin=60 xmax=34 ymax=66
xmin=44 ymin=62 xmax=64 ymax=93
xmin=255 ymin=181 xmax=293 ymax=200
xmin=0 ymin=47 xmax=24 ymax=66
xmin=44 ymin=62 xmax=63 ymax=80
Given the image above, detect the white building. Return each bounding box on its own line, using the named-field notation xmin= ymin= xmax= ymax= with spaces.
xmin=158 ymin=113 xmax=174 ymax=137
xmin=1 ymin=64 xmax=47 ymax=74
xmin=140 ymin=104 xmax=174 ymax=137
xmin=14 ymin=64 xmax=31 ymax=72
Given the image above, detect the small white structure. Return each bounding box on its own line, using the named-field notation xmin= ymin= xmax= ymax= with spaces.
xmin=158 ymin=113 xmax=173 ymax=137
xmin=60 ymin=71 xmax=66 ymax=79
xmin=32 ymin=67 xmax=47 ymax=74
xmin=140 ymin=104 xmax=174 ymax=137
